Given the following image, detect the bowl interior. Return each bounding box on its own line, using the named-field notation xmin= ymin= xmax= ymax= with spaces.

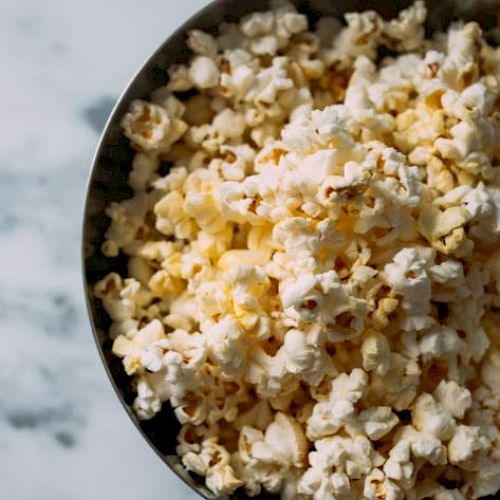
xmin=82 ymin=1 xmax=500 ymax=498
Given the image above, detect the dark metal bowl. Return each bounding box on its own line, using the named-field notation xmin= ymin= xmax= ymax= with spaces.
xmin=82 ymin=1 xmax=500 ymax=498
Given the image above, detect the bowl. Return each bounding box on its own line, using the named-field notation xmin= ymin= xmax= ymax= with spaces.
xmin=82 ymin=1 xmax=500 ymax=498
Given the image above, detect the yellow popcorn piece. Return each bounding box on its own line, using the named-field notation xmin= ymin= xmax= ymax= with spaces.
xmin=217 ymin=249 xmax=269 ymax=271
xmin=148 ymin=269 xmax=184 ymax=296
xmin=184 ymin=191 xmax=226 ymax=234
xmin=154 ymin=191 xmax=196 ymax=239
xmin=417 ymin=205 xmax=471 ymax=241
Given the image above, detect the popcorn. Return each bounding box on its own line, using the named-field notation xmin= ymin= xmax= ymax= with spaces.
xmin=370 ymin=353 xmax=421 ymax=411
xmin=154 ymin=190 xmax=196 ymax=239
xmin=383 ymin=439 xmax=414 ymax=485
xmin=440 ymin=22 xmax=482 ymax=91
xmin=184 ymin=190 xmax=225 ymax=234
xmin=448 ymin=425 xmax=492 ymax=468
xmin=280 ymin=274 xmax=323 ymax=321
xmin=306 ymin=369 xmax=368 ymax=440
xmin=282 ymin=327 xmax=335 ymax=385
xmin=240 ymin=11 xmax=274 ymax=38
xmin=429 ymin=260 xmax=465 ymax=287
xmin=102 ymin=193 xmax=150 ymax=257
xmin=121 ymin=99 xmax=187 ymax=153
xmin=212 ymin=108 xmax=246 ymax=139
xmin=206 ymin=462 xmax=243 ymax=497
xmin=298 ymin=467 xmax=351 ymax=499
xmin=186 ymin=30 xmax=217 ymax=58
xmin=382 ymin=0 xmax=426 ymax=51
xmin=276 ymin=11 xmax=308 ymax=39
xmin=250 ymin=35 xmax=279 ymax=56
xmin=411 ymin=392 xmax=456 ymax=441
xmin=188 ymin=56 xmax=220 ymax=89
xmin=363 ymin=468 xmax=403 ymax=500
xmin=112 ymin=319 xmax=166 ymax=375
xmin=128 ymin=152 xmax=158 ymax=191
xmin=166 ymin=64 xmax=193 ymax=92
xmin=434 ymin=380 xmax=472 ymax=419
xmin=206 ymin=316 xmax=247 ymax=376
xmin=245 ymin=57 xmax=294 ymax=105
xmin=97 ymin=2 xmax=500 ymax=498
xmin=395 ymin=425 xmax=447 ymax=465
xmin=234 ymin=412 xmax=308 ymax=496
xmin=133 ymin=372 xmax=170 ymax=420
xmin=345 ymin=406 xmax=399 ymax=440
xmin=333 ymin=10 xmax=384 ymax=60
xmin=182 ymin=436 xmax=242 ymax=495
xmin=304 ymin=434 xmax=383 ymax=483
xmin=383 ymin=247 xmax=435 ymax=330
xmin=361 ymin=332 xmax=391 ymax=375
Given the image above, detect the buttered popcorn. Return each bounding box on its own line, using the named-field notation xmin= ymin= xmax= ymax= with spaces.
xmin=95 ymin=1 xmax=500 ymax=498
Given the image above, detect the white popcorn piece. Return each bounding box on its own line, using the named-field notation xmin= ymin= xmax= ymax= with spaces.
xmin=245 ymin=57 xmax=294 ymax=105
xmin=277 ymin=12 xmax=308 ymax=39
xmin=411 ymin=393 xmax=456 ymax=441
xmin=282 ymin=327 xmax=335 ymax=385
xmin=298 ymin=467 xmax=351 ymax=499
xmin=280 ymin=274 xmax=323 ymax=321
xmin=236 ymin=412 xmax=307 ymax=496
xmin=188 ymin=55 xmax=220 ymax=89
xmin=383 ymin=438 xmax=414 ymax=485
xmin=133 ymin=372 xmax=171 ymax=420
xmin=361 ymin=332 xmax=391 ymax=376
xmin=307 ymin=434 xmax=383 ymax=482
xmin=334 ymin=10 xmax=384 ymax=60
xmin=240 ymin=11 xmax=274 ymax=38
xmin=395 ymin=425 xmax=447 ymax=465
xmin=370 ymin=353 xmax=421 ymax=411
xmin=346 ymin=406 xmax=399 ymax=441
xmin=440 ymin=22 xmax=482 ymax=91
xmin=112 ymin=319 xmax=167 ymax=375
xmin=447 ymin=425 xmax=492 ymax=468
xmin=307 ymin=369 xmax=368 ymax=440
xmin=433 ymin=380 xmax=472 ymax=420
xmin=383 ymin=247 xmax=435 ymax=330
xmin=429 ymin=260 xmax=465 ymax=288
xmin=205 ymin=316 xmax=247 ymax=376
xmin=382 ymin=0 xmax=426 ymax=51
xmin=250 ymin=35 xmax=279 ymax=56
xmin=181 ymin=436 xmax=243 ymax=495
xmin=121 ymin=99 xmax=187 ymax=153
xmin=213 ymin=108 xmax=246 ymax=140
xmin=363 ymin=468 xmax=404 ymax=500
xmin=205 ymin=462 xmax=243 ymax=497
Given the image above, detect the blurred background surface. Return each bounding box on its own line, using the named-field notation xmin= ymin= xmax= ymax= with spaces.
xmin=0 ymin=1 xmax=209 ymax=499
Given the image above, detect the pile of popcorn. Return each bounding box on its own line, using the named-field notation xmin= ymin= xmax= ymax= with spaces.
xmin=95 ymin=1 xmax=500 ymax=498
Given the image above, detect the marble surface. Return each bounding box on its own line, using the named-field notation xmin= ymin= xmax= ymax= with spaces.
xmin=0 ymin=1 xmax=210 ymax=499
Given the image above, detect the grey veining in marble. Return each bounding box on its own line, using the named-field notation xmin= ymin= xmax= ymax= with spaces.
xmin=0 ymin=1 xmax=209 ymax=498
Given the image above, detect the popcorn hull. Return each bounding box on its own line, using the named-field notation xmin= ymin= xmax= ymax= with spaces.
xmin=82 ymin=0 xmax=500 ymax=498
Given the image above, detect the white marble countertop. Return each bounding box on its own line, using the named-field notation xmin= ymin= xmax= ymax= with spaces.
xmin=0 ymin=1 xmax=210 ymax=499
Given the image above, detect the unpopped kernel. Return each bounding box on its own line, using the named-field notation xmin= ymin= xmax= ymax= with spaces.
xmin=96 ymin=1 xmax=500 ymax=498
